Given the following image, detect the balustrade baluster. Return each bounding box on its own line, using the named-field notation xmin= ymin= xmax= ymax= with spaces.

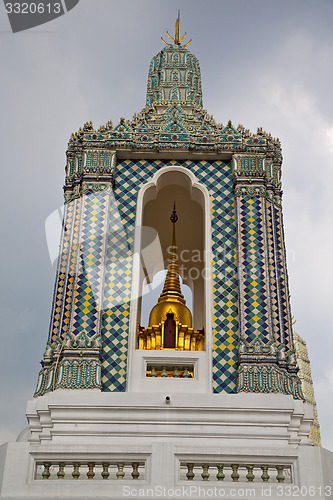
xmin=72 ymin=462 xmax=80 ymax=480
xmin=57 ymin=462 xmax=65 ymax=479
xmin=87 ymin=462 xmax=95 ymax=479
xmin=231 ymin=464 xmax=240 ymax=482
xmin=173 ymin=366 xmax=179 ymax=378
xmin=276 ymin=465 xmax=285 ymax=483
xmin=261 ymin=465 xmax=269 ymax=482
xmin=150 ymin=366 xmax=157 ymax=377
xmin=116 ymin=463 xmax=125 ymax=479
xmin=216 ymin=464 xmax=225 ymax=481
xmin=131 ymin=462 xmax=140 ymax=480
xmin=186 ymin=463 xmax=194 ymax=480
xmin=183 ymin=367 xmax=190 ymax=378
xmin=42 ymin=462 xmax=51 ymax=480
xmin=101 ymin=462 xmax=110 ymax=480
xmin=201 ymin=464 xmax=209 ymax=481
xmin=246 ymin=465 xmax=255 ymax=482
xmin=161 ymin=366 xmax=168 ymax=377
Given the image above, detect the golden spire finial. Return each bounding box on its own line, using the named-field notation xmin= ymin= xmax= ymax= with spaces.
xmin=170 ymin=202 xmax=178 ymax=224
xmin=161 ymin=11 xmax=192 ymax=47
xmin=147 ymin=204 xmax=193 ymax=328
xmin=157 ymin=203 xmax=185 ymax=305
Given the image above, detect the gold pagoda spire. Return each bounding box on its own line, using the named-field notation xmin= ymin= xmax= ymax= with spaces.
xmin=158 ymin=203 xmax=186 ymax=305
xmin=161 ymin=11 xmax=192 ymax=47
xmin=139 ymin=205 xmax=205 ymax=350
xmin=148 ymin=204 xmax=192 ymax=328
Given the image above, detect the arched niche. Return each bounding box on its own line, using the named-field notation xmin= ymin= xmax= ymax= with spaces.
xmin=142 ymin=179 xmax=204 ymax=329
xmin=128 ymin=166 xmax=212 ymax=347
xmin=127 ymin=166 xmax=213 ymax=393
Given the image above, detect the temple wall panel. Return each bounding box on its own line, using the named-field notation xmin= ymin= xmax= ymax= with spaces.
xmin=265 ymin=201 xmax=281 ymax=341
xmin=40 ymin=157 xmax=297 ymax=397
xmin=272 ymin=204 xmax=293 ymax=351
xmin=69 ymin=191 xmax=110 ymax=340
xmin=48 ymin=197 xmax=81 ymax=344
xmin=236 ymin=195 xmax=271 ymax=344
xmin=100 ymin=159 xmax=239 ymax=393
xmin=101 ymin=159 xmax=161 ymax=392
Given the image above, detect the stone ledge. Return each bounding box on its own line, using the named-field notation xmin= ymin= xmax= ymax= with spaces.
xmin=26 ymin=392 xmax=313 ymax=446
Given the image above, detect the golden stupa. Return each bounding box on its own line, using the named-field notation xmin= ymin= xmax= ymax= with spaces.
xmin=137 ymin=205 xmax=204 ymax=351
xmin=148 ymin=204 xmax=192 ymax=328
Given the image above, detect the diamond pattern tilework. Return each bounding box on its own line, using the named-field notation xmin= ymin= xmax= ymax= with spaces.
xmin=238 ymin=195 xmax=270 ymax=344
xmin=70 ymin=191 xmax=109 ymax=338
xmin=60 ymin=199 xmax=83 ymax=341
xmin=48 ymin=202 xmax=73 ymax=343
xmin=273 ymin=204 xmax=292 ymax=350
xmin=266 ymin=201 xmax=280 ymax=341
xmin=49 ymin=198 xmax=82 ymax=344
xmin=185 ymin=160 xmax=239 ymax=394
xmin=101 ymin=160 xmax=162 ymax=391
xmin=101 ymin=305 xmax=129 ymax=391
xmin=103 ymin=202 xmax=133 ymax=309
xmin=101 ymin=202 xmax=133 ymax=391
xmin=101 ymin=159 xmax=240 ymax=393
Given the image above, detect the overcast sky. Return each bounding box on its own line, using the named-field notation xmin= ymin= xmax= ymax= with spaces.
xmin=0 ymin=0 xmax=332 ymax=451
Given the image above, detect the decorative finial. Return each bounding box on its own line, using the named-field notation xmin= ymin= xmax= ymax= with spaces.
xmin=156 ymin=202 xmax=185 ymax=306
xmin=161 ymin=11 xmax=192 ymax=47
xmin=170 ymin=202 xmax=178 ymax=223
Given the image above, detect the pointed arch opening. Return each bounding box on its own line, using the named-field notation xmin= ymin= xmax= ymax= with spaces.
xmin=169 ymin=86 xmax=181 ymax=101
xmin=127 ymin=166 xmax=213 ymax=393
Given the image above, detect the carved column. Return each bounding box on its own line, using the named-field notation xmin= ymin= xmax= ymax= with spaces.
xmin=233 ymin=153 xmax=302 ymax=399
xmin=34 ymin=135 xmax=116 ymax=396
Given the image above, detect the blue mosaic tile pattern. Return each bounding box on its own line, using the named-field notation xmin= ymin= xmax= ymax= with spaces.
xmin=272 ymin=204 xmax=292 ymax=350
xmin=49 ymin=198 xmax=81 ymax=344
xmin=185 ymin=161 xmax=239 ymax=394
xmin=101 ymin=160 xmax=161 ymax=391
xmin=48 ymin=202 xmax=72 ymax=343
xmin=70 ymin=192 xmax=109 ymax=338
xmin=266 ymin=201 xmax=280 ymax=342
xmin=101 ymin=304 xmax=130 ymax=391
xmin=237 ymin=195 xmax=270 ymax=344
xmin=101 ymin=199 xmax=133 ymax=391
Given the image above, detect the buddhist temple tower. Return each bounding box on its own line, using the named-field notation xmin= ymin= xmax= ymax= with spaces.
xmin=0 ymin=18 xmax=332 ymax=500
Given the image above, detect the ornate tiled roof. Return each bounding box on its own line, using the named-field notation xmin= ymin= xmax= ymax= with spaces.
xmin=67 ymin=42 xmax=281 ymax=159
xmin=64 ymin=40 xmax=283 ymax=203
xmin=146 ymin=44 xmax=202 ymax=107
